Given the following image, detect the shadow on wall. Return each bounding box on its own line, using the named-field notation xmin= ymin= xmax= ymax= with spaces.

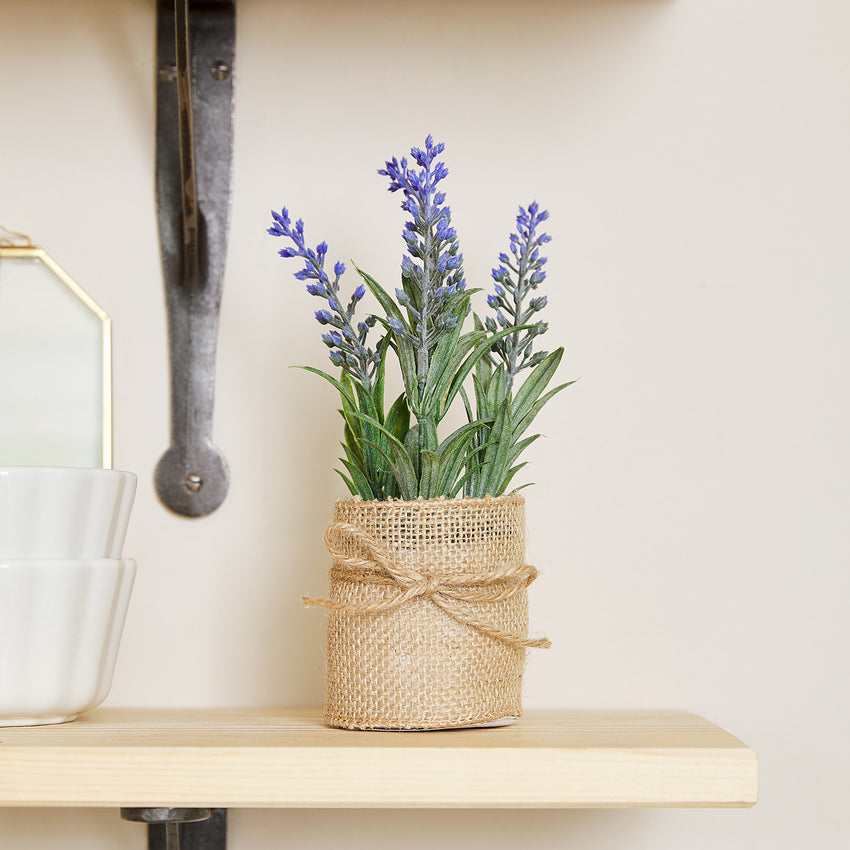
xmin=0 ymin=807 xmax=650 ymax=850
xmin=233 ymin=807 xmax=651 ymax=850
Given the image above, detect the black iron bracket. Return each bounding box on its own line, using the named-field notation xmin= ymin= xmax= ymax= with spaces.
xmin=121 ymin=807 xmax=227 ymax=850
xmin=154 ymin=0 xmax=235 ymax=517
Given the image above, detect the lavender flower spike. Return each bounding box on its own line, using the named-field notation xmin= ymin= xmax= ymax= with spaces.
xmin=268 ymin=207 xmax=378 ymax=388
xmin=484 ymin=202 xmax=553 ymax=392
xmin=378 ymin=136 xmax=467 ymax=395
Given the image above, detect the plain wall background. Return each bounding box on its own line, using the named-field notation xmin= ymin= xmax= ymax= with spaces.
xmin=1 ymin=0 xmax=848 ymax=846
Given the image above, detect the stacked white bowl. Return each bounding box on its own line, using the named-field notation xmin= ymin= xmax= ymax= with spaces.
xmin=0 ymin=467 xmax=137 ymax=726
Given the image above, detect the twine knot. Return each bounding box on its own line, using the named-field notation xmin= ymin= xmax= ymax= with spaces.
xmin=303 ymin=521 xmax=551 ymax=650
xmin=419 ymin=573 xmax=441 ymax=598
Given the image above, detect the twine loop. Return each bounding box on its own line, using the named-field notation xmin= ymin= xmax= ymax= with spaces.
xmin=304 ymin=521 xmax=551 ymax=650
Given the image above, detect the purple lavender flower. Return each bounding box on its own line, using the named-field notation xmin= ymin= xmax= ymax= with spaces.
xmin=378 ymin=136 xmax=467 ymax=393
xmin=268 ymin=207 xmax=378 ymax=388
xmin=483 ymin=202 xmax=553 ymax=392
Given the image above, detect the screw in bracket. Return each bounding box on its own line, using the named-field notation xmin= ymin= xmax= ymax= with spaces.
xmin=210 ymin=60 xmax=231 ymax=81
xmin=183 ymin=473 xmax=203 ymax=493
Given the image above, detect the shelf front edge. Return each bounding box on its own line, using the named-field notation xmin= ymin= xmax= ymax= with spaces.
xmin=0 ymin=709 xmax=758 ymax=809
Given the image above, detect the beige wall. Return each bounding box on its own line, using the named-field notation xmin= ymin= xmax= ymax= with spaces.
xmin=1 ymin=0 xmax=847 ymax=846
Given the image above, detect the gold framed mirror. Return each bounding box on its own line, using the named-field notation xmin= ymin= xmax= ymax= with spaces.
xmin=0 ymin=238 xmax=112 ymax=468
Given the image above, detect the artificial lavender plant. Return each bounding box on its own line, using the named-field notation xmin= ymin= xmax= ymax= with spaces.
xmin=269 ymin=136 xmax=568 ymax=500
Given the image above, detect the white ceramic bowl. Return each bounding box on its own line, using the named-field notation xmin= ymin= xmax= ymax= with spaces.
xmin=0 ymin=467 xmax=136 ymax=558
xmin=0 ymin=558 xmax=136 ymax=726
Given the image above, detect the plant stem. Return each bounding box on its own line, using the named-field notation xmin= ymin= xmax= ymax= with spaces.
xmin=417 ymin=160 xmax=434 ymax=406
xmin=506 ymin=235 xmax=533 ymax=395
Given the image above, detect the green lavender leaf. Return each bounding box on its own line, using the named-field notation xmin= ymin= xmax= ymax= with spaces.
xmin=471 ymin=372 xmax=490 ymax=420
xmin=441 ymin=325 xmax=535 ymax=422
xmin=354 ymin=265 xmax=419 ymax=404
xmin=486 ymin=364 xmax=507 ymax=414
xmin=451 ymin=459 xmax=493 ymax=498
xmin=342 ymin=420 xmax=363 ymax=467
xmin=435 ymin=420 xmax=490 ymax=496
xmin=384 ymin=392 xmax=410 ymax=443
xmin=422 ymin=310 xmax=466 ymax=408
xmin=513 ymin=380 xmax=575 ymax=441
xmin=296 ymin=365 xmax=358 ymax=410
xmin=500 ymin=463 xmax=530 ymax=493
xmin=421 ymin=330 xmax=485 ymax=417
xmin=506 ymin=433 xmax=540 ymax=469
xmin=372 ymin=336 xmax=390 ymax=425
xmin=511 ymin=348 xmax=564 ymax=424
xmin=348 ymin=373 xmax=378 ymax=485
xmin=340 ymin=458 xmax=376 ymax=500
xmin=509 ymin=481 xmax=536 ymax=494
xmin=419 ymin=450 xmax=441 ymax=498
xmin=361 ymin=437 xmax=417 ymax=500
xmin=458 ymin=384 xmax=475 ymax=424
xmin=476 ymin=399 xmax=512 ymax=497
xmin=334 ymin=468 xmax=357 ymax=495
xmin=418 ymin=414 xmax=439 ymax=453
xmin=349 ymin=410 xmax=419 ymax=499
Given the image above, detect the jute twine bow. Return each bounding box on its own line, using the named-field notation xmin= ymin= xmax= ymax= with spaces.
xmin=303 ymin=521 xmax=551 ymax=650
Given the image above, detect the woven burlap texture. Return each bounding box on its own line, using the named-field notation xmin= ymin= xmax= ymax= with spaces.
xmin=305 ymin=494 xmax=549 ymax=730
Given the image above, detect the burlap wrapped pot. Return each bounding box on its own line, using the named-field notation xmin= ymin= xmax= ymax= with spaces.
xmin=304 ymin=494 xmax=550 ymax=730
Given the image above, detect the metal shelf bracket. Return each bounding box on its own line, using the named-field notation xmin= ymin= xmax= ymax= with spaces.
xmin=154 ymin=0 xmax=235 ymax=517
xmin=121 ymin=807 xmax=227 ymax=850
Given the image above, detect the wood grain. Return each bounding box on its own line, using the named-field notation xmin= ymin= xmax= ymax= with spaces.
xmin=0 ymin=708 xmax=758 ymax=809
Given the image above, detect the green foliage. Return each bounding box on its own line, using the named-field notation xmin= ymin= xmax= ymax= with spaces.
xmin=299 ymin=337 xmax=411 ymax=500
xmin=462 ymin=349 xmax=575 ymax=498
xmin=298 ymin=267 xmax=570 ymax=500
xmin=352 ymin=267 xmax=560 ymax=499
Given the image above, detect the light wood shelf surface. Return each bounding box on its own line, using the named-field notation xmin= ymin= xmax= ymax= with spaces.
xmin=0 ymin=708 xmax=757 ymax=809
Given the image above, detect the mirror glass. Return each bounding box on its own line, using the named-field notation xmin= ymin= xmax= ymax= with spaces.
xmin=0 ymin=247 xmax=111 ymax=468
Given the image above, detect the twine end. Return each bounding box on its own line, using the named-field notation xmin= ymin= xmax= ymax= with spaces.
xmin=303 ymin=594 xmax=345 ymax=611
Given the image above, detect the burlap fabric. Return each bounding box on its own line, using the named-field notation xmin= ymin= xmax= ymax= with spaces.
xmin=304 ymin=494 xmax=550 ymax=730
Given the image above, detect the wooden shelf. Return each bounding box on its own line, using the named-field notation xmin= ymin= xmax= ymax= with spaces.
xmin=0 ymin=708 xmax=757 ymax=809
